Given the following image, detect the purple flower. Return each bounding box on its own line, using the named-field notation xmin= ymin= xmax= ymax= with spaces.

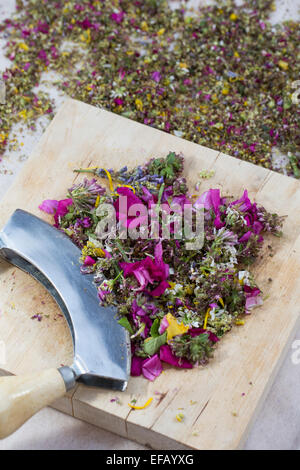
xmin=141 ymin=186 xmax=156 ymax=206
xmin=194 ymin=188 xmax=225 ymax=227
xmin=142 ymin=354 xmax=163 ymax=381
xmin=97 ymin=282 xmax=112 ymax=302
xmin=131 ymin=355 xmax=143 ymax=376
xmin=158 ymin=315 xmax=169 ymax=335
xmin=37 ymin=21 xmax=49 ymax=34
xmin=114 ymin=97 xmax=124 ymax=106
xmin=54 ymin=199 xmax=73 ymax=226
xmin=114 ymin=187 xmax=147 ymax=228
xmin=132 ymin=306 xmax=153 ymax=338
xmin=231 ymin=190 xmax=264 ymax=239
xmin=214 ymin=213 xmax=225 ymax=229
xmin=194 ymin=188 xmax=221 ymax=214
xmin=120 ymin=242 xmax=169 ymax=295
xmin=244 ymin=285 xmax=263 ymax=313
xmin=239 ymin=231 xmax=252 ymax=243
xmin=151 ymin=71 xmax=161 ymax=83
xmin=38 ymin=199 xmax=58 ymax=214
xmin=51 ymin=46 xmax=58 ymax=60
xmin=149 ymin=280 xmax=170 ymax=297
xmin=84 ymin=256 xmax=96 ymax=266
xmin=76 ymin=217 xmax=92 ymax=228
xmin=38 ymin=49 xmax=48 ymax=64
xmin=160 ymin=345 xmax=193 ymax=368
xmin=78 ymin=18 xmax=93 ymax=29
xmin=39 ymin=198 xmax=73 ymax=227
xmin=111 ymin=11 xmax=125 ymax=24
xmin=172 ymin=194 xmax=192 ymax=210
xmin=230 ymin=189 xmax=252 ymax=213
xmin=189 ymin=328 xmax=219 ymax=343
xmin=21 ymin=29 xmax=31 ymax=37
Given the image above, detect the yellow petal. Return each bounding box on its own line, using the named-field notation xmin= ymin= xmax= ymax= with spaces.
xmin=278 ymin=60 xmax=288 ymax=71
xmin=101 ymin=168 xmax=114 ymax=192
xmin=128 ymin=397 xmax=153 ymax=410
xmin=203 ymin=307 xmax=211 ymax=329
xmin=19 ymin=43 xmax=29 ymax=51
xmin=141 ymin=21 xmax=148 ymax=32
xmin=135 ymin=98 xmax=143 ymax=111
xmin=166 ymin=313 xmax=189 ymax=341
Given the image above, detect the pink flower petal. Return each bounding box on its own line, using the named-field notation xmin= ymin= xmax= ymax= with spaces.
xmin=149 ymin=280 xmax=170 ymax=297
xmin=194 ymin=189 xmax=221 ymax=215
xmin=151 ymin=71 xmax=161 ymax=83
xmin=38 ymin=199 xmax=58 ymax=214
xmin=84 ymin=256 xmax=96 ymax=266
xmin=131 ymin=355 xmax=143 ymax=376
xmin=158 ymin=315 xmax=169 ymax=335
xmin=159 ymin=345 xmax=193 ymax=368
xmin=189 ymin=328 xmax=219 ymax=343
xmin=142 ymin=354 xmax=163 ymax=381
xmin=54 ymin=199 xmax=73 ymax=226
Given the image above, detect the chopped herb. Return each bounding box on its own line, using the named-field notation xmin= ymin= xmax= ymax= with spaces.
xmin=40 ymin=151 xmax=284 ymax=382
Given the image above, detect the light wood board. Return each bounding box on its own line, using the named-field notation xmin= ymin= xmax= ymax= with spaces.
xmin=0 ymin=99 xmax=300 ymax=449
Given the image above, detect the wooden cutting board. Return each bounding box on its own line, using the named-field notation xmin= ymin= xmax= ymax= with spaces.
xmin=0 ymin=99 xmax=300 ymax=450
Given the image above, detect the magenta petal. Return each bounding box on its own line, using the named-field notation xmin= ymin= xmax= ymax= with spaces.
xmin=84 ymin=256 xmax=96 ymax=266
xmin=194 ymin=189 xmax=221 ymax=215
xmin=244 ymin=285 xmax=263 ymax=313
xmin=120 ymin=252 xmax=169 ymax=294
xmin=114 ymin=187 xmax=146 ymax=226
xmin=142 ymin=354 xmax=163 ymax=381
xmin=159 ymin=345 xmax=193 ymax=368
xmin=244 ymin=285 xmax=260 ymax=297
xmin=131 ymin=355 xmax=143 ymax=376
xmin=172 ymin=195 xmax=191 ymax=210
xmin=149 ymin=280 xmax=170 ymax=297
xmin=38 ymin=199 xmax=58 ymax=214
xmin=245 ymin=295 xmax=263 ymax=313
xmin=111 ymin=11 xmax=125 ymax=23
xmin=97 ymin=289 xmax=110 ymax=301
xmin=214 ymin=214 xmax=225 ymax=229
xmin=54 ymin=198 xmax=73 ymax=226
xmin=252 ymin=221 xmax=264 ymax=234
xmin=141 ymin=185 xmax=155 ymax=205
xmin=151 ymin=71 xmax=161 ymax=83
xmin=239 ymin=231 xmax=252 ymax=243
xmin=115 ymin=187 xmax=143 ymax=207
xmin=230 ymin=189 xmax=252 ymax=211
xmin=158 ymin=316 xmax=169 ymax=335
xmin=189 ymin=328 xmax=219 ymax=343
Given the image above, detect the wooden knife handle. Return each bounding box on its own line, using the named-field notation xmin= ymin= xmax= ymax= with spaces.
xmin=0 ymin=369 xmax=67 ymax=439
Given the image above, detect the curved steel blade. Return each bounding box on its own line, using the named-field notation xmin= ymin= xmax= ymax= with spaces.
xmin=0 ymin=210 xmax=131 ymax=391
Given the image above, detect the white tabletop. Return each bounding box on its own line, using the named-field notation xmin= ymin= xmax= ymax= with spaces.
xmin=0 ymin=0 xmax=300 ymax=450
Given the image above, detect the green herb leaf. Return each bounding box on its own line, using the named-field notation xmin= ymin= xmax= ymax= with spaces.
xmin=118 ymin=317 xmax=134 ymax=335
xmin=143 ymin=332 xmax=167 ymax=356
xmin=150 ymin=318 xmax=160 ymax=337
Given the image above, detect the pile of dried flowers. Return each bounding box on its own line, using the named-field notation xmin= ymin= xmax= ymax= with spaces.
xmin=39 ymin=152 xmax=284 ymax=381
xmin=1 ymin=0 xmax=299 ymax=175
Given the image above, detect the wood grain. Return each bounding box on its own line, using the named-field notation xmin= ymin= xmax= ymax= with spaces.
xmin=0 ymin=98 xmax=299 ymax=449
